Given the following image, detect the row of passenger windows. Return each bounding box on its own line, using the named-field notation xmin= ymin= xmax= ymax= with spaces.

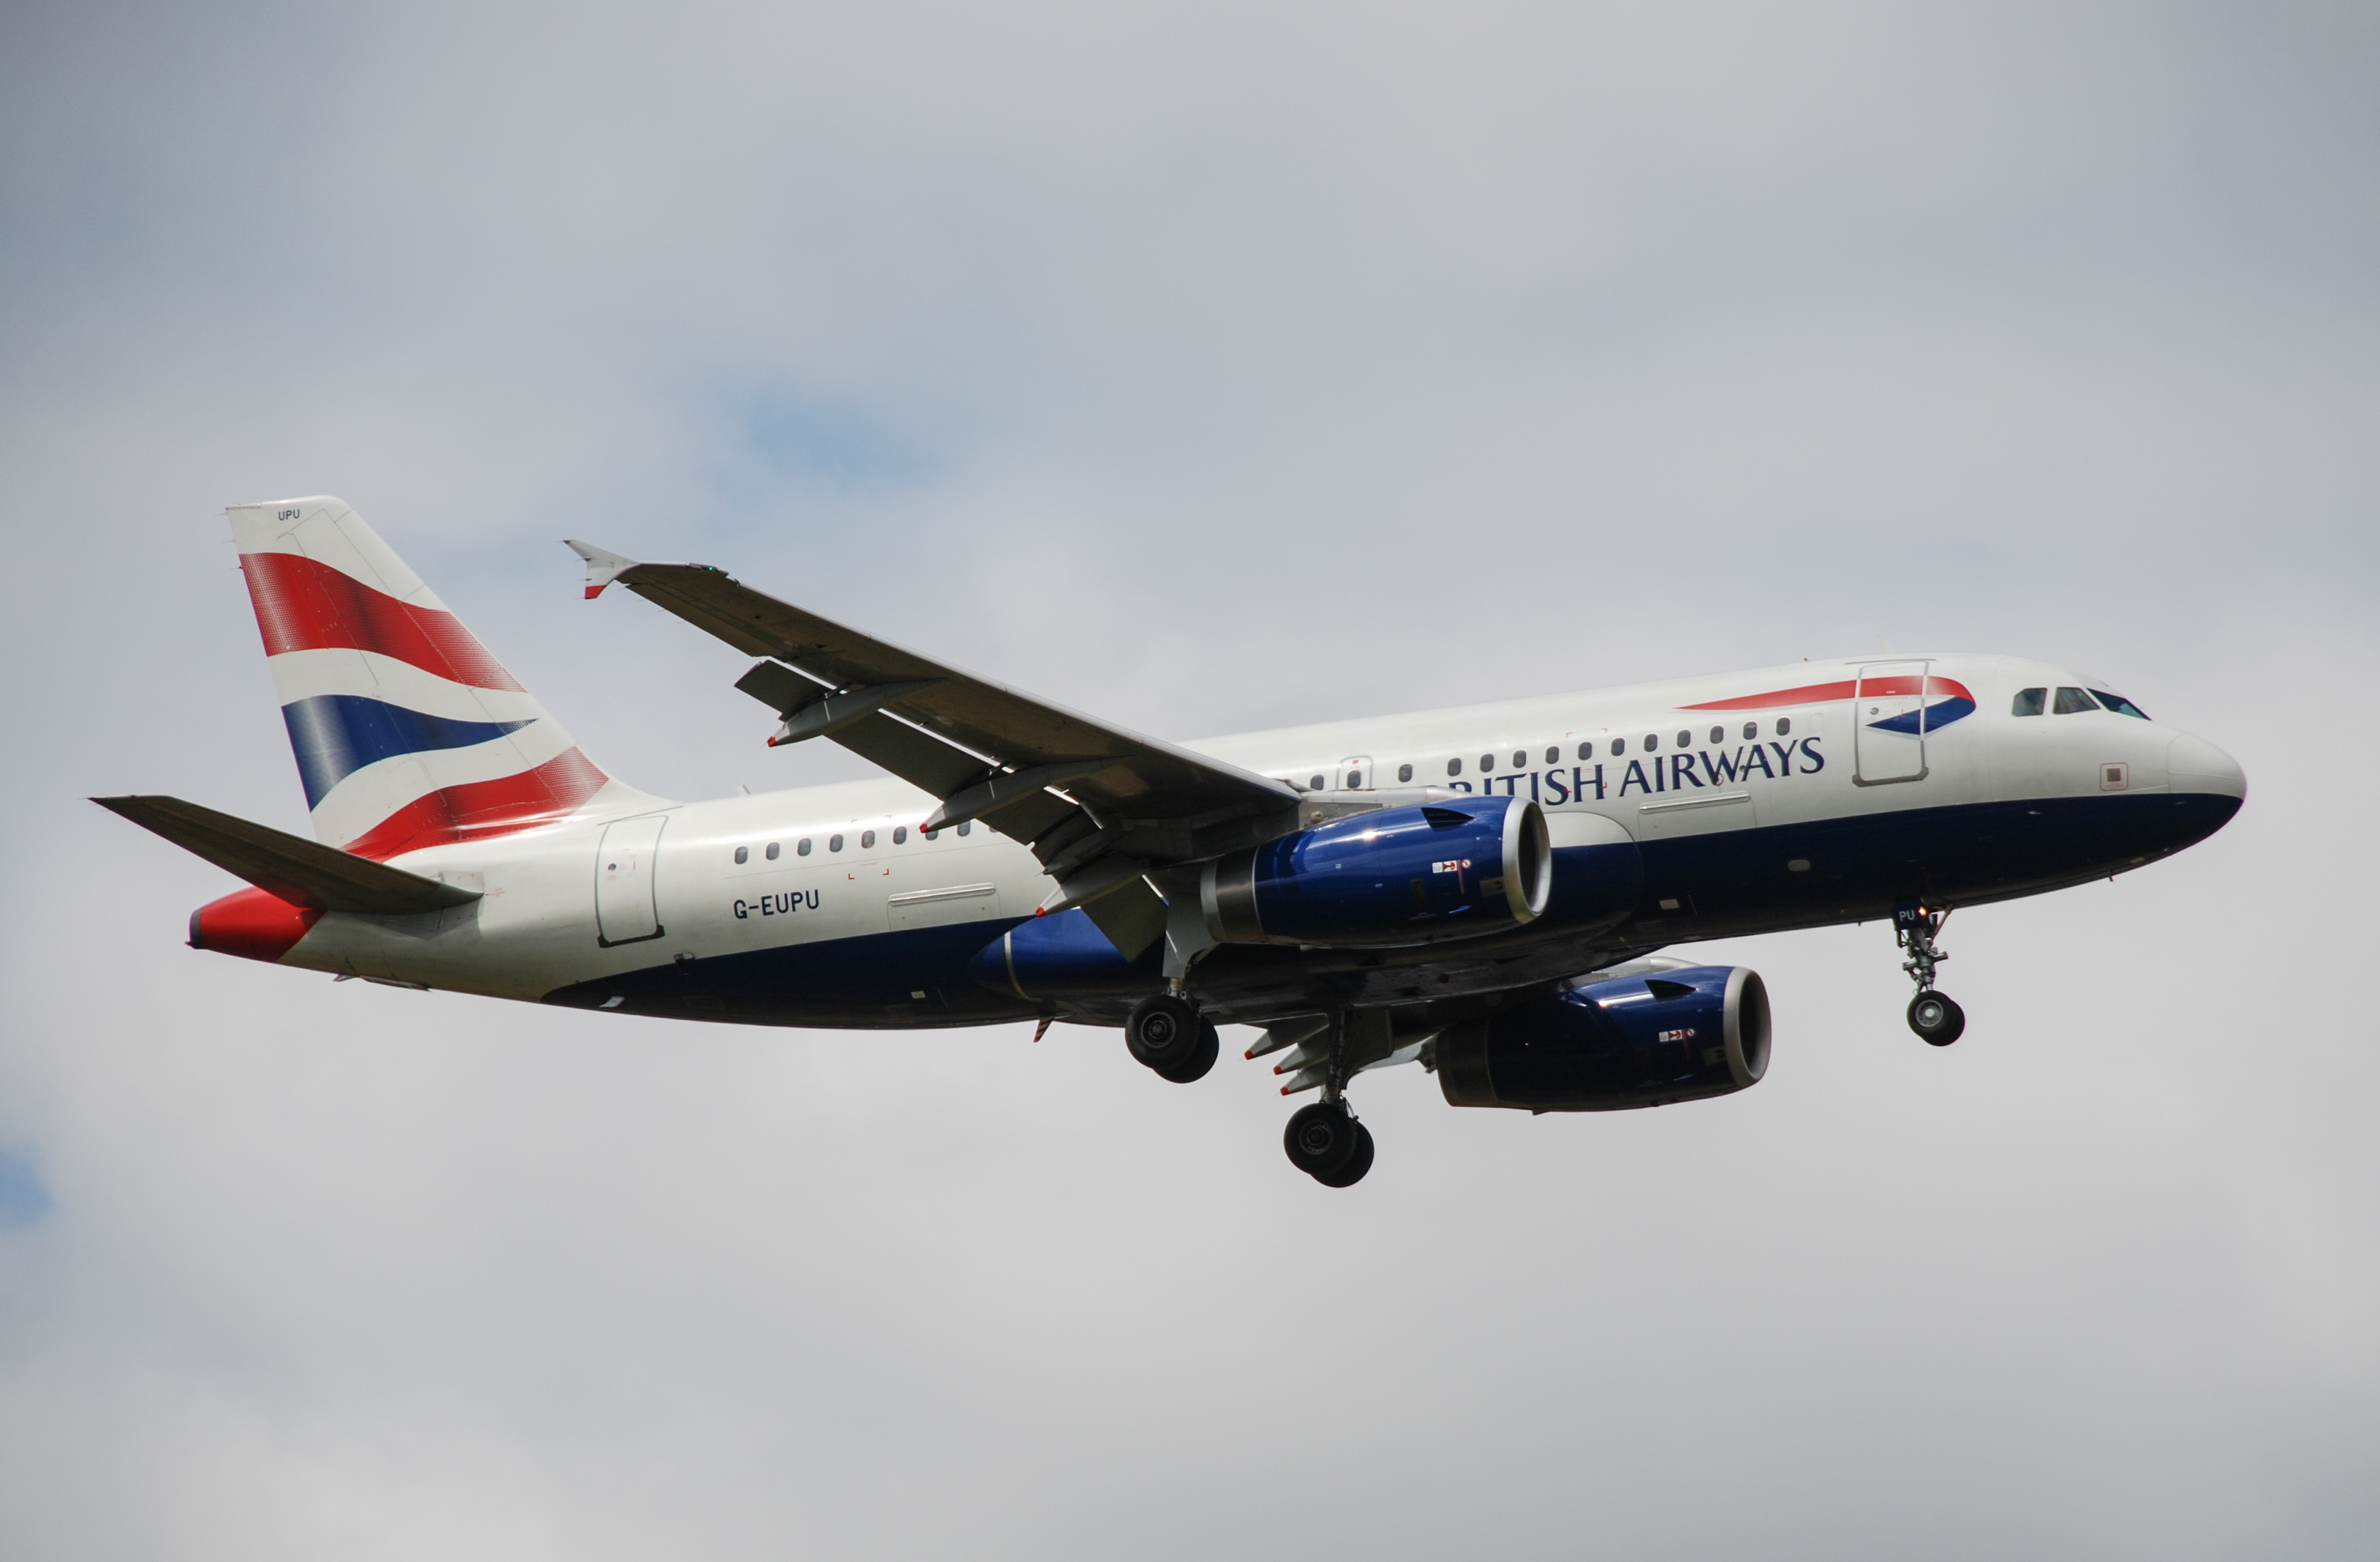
xmin=732 ymin=820 xmax=973 ymax=864
xmin=1308 ymin=720 xmax=1800 ymax=789
xmin=2011 ymin=686 xmax=2150 ymax=720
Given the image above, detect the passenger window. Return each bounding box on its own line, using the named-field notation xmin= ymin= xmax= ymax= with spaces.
xmin=1777 ymin=717 xmax=1792 ymax=736
xmin=1611 ymin=738 xmax=1625 ymax=756
xmin=1447 ymin=757 xmax=1463 ymax=776
xmin=829 ymin=834 xmax=844 ymax=852
xmin=923 ymin=828 xmax=938 ymax=841
xmin=1677 ymin=730 xmax=1691 ymax=748
xmin=1645 ymin=734 xmax=1658 ymax=752
xmin=2011 ymin=688 xmax=2046 ymax=717
xmin=1544 ymin=747 xmax=1559 ymax=765
xmin=1511 ymin=750 xmax=1525 ymax=768
xmin=1709 ymin=727 xmax=1724 ymax=744
xmin=1397 ymin=763 xmax=1413 ymax=783
xmin=765 ymin=842 xmax=780 ymax=861
xmin=1577 ymin=742 xmax=1593 ymax=760
xmin=2090 ymin=690 xmax=2151 ymax=720
xmin=893 ymin=826 xmax=908 ymax=844
xmin=734 ymin=846 xmax=749 ymax=865
xmin=1480 ymin=754 xmax=1494 ymax=771
xmin=2052 ymin=686 xmax=2096 ymax=715
xmin=1309 ymin=774 xmax=1324 ymax=790
xmin=957 ymin=821 xmax=972 ymax=837
xmin=861 ymin=829 xmax=876 ymax=848
xmin=1346 ymin=771 xmax=1362 ymax=788
xmin=797 ymin=838 xmax=812 ymax=856
xmin=1741 ymin=722 xmax=1756 ymax=741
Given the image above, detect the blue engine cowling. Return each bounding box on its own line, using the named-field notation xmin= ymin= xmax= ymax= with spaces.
xmin=1199 ymin=796 xmax=1551 ymax=948
xmin=1434 ymin=964 xmax=1771 ymax=1111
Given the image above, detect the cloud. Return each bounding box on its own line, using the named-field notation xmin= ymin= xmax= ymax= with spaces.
xmin=2 ymin=2 xmax=2378 ymax=1558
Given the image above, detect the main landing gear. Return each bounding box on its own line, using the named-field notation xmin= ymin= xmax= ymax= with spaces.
xmin=1126 ymin=991 xmax=1219 ymax=1083
xmin=1284 ymin=1099 xmax=1374 ymax=1188
xmin=1894 ymin=904 xmax=1966 ymax=1047
xmin=1281 ymin=1011 xmax=1374 ymax=1188
xmin=1126 ymin=993 xmax=1377 ymax=1187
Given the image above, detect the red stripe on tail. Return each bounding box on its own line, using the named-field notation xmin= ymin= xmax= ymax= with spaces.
xmin=340 ymin=748 xmax=609 ymax=861
xmin=241 ymin=551 xmax=526 ymax=692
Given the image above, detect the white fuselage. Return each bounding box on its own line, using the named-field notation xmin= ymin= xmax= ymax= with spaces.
xmin=273 ymin=652 xmax=2240 ymax=1025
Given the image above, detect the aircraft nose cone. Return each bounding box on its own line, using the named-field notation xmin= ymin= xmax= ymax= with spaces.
xmin=2167 ymin=732 xmax=2247 ymax=800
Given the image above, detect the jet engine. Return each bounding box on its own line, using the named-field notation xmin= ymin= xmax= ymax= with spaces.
xmin=1199 ymin=797 xmax=1551 ymax=948
xmin=1434 ymin=964 xmax=1771 ymax=1111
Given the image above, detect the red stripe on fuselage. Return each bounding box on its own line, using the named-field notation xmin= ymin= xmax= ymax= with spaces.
xmin=1683 ymin=675 xmax=1971 ymax=711
xmin=338 ymin=748 xmax=608 ymax=861
xmin=240 ymin=551 xmax=526 ymax=692
xmin=191 ymin=886 xmax=326 ymax=962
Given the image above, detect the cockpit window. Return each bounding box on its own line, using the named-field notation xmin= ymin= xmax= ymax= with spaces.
xmin=2052 ymin=686 xmax=2097 ymax=715
xmin=2011 ymin=688 xmax=2046 ymax=717
xmin=2090 ymin=690 xmax=2151 ymax=720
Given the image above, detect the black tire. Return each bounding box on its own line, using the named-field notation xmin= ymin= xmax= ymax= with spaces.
xmin=1907 ymin=991 xmax=1966 ymax=1047
xmin=1312 ymin=1122 xmax=1375 ymax=1188
xmin=1283 ymin=1100 xmax=1361 ymax=1179
xmin=1126 ymin=993 xmax=1203 ymax=1074
xmin=1158 ymin=1020 xmax=1220 ymax=1084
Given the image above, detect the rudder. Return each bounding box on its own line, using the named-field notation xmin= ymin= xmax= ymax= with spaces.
xmin=228 ymin=496 xmax=641 ymax=860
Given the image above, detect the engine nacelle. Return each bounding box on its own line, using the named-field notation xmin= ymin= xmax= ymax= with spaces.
xmin=1435 ymin=964 xmax=1771 ymax=1111
xmin=1200 ymin=797 xmax=1551 ymax=948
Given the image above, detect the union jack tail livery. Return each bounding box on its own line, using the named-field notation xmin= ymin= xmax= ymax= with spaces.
xmin=229 ymin=497 xmax=638 ymax=862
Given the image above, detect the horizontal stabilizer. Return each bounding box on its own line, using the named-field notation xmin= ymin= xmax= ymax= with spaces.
xmin=92 ymin=795 xmax=481 ymax=915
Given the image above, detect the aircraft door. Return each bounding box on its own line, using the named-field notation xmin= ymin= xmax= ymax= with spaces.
xmin=1855 ymin=660 xmax=1931 ymax=786
xmin=1339 ymin=756 xmax=1374 ymax=791
xmin=596 ymin=814 xmax=668 ymax=945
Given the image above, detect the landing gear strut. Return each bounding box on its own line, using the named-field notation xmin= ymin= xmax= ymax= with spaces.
xmin=1894 ymin=904 xmax=1966 ymax=1046
xmin=1280 ymin=1011 xmax=1375 ymax=1187
xmin=1126 ymin=991 xmax=1218 ymax=1083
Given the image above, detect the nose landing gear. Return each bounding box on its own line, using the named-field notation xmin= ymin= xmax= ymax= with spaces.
xmin=1894 ymin=904 xmax=1966 ymax=1046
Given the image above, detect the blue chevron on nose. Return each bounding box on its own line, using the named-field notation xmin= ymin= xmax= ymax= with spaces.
xmin=281 ymin=694 xmax=533 ymax=808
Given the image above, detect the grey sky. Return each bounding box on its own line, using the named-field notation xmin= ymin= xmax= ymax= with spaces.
xmin=2 ymin=3 xmax=2376 ymax=1557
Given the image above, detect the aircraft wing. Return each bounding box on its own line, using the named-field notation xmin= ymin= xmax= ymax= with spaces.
xmin=568 ymin=542 xmax=1303 ymax=953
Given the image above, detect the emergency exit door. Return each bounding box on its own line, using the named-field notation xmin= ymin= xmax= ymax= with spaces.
xmin=596 ymin=814 xmax=668 ymax=945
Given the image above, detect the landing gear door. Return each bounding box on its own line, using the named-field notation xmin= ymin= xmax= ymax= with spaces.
xmin=1854 ymin=660 xmax=1931 ymax=786
xmin=1339 ymin=755 xmax=1374 ymax=791
xmin=596 ymin=814 xmax=668 ymax=945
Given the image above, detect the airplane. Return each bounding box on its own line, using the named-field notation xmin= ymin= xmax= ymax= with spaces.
xmin=98 ymin=497 xmax=2247 ymax=1188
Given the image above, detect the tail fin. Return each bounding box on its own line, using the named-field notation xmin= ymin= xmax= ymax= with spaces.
xmin=228 ymin=496 xmax=639 ymax=861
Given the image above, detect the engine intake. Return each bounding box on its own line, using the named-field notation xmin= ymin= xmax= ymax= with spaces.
xmin=1435 ymin=964 xmax=1771 ymax=1111
xmin=1201 ymin=797 xmax=1551 ymax=947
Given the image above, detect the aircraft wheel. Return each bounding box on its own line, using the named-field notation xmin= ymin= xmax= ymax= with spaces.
xmin=1311 ymin=1123 xmax=1376 ymax=1188
xmin=1156 ymin=1020 xmax=1220 ymax=1084
xmin=1907 ymin=991 xmax=1966 ymax=1047
xmin=1126 ymin=992 xmax=1205 ymax=1077
xmin=1284 ymin=1100 xmax=1361 ymax=1180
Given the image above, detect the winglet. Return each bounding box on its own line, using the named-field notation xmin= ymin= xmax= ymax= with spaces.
xmin=565 ymin=539 xmax=640 ymax=599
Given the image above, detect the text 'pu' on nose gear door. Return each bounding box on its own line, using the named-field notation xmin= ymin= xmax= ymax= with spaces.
xmin=596 ymin=814 xmax=668 ymax=945
xmin=1854 ymin=660 xmax=1931 ymax=786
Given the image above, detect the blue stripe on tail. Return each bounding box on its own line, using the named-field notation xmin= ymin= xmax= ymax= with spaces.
xmin=281 ymin=695 xmax=532 ymax=808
